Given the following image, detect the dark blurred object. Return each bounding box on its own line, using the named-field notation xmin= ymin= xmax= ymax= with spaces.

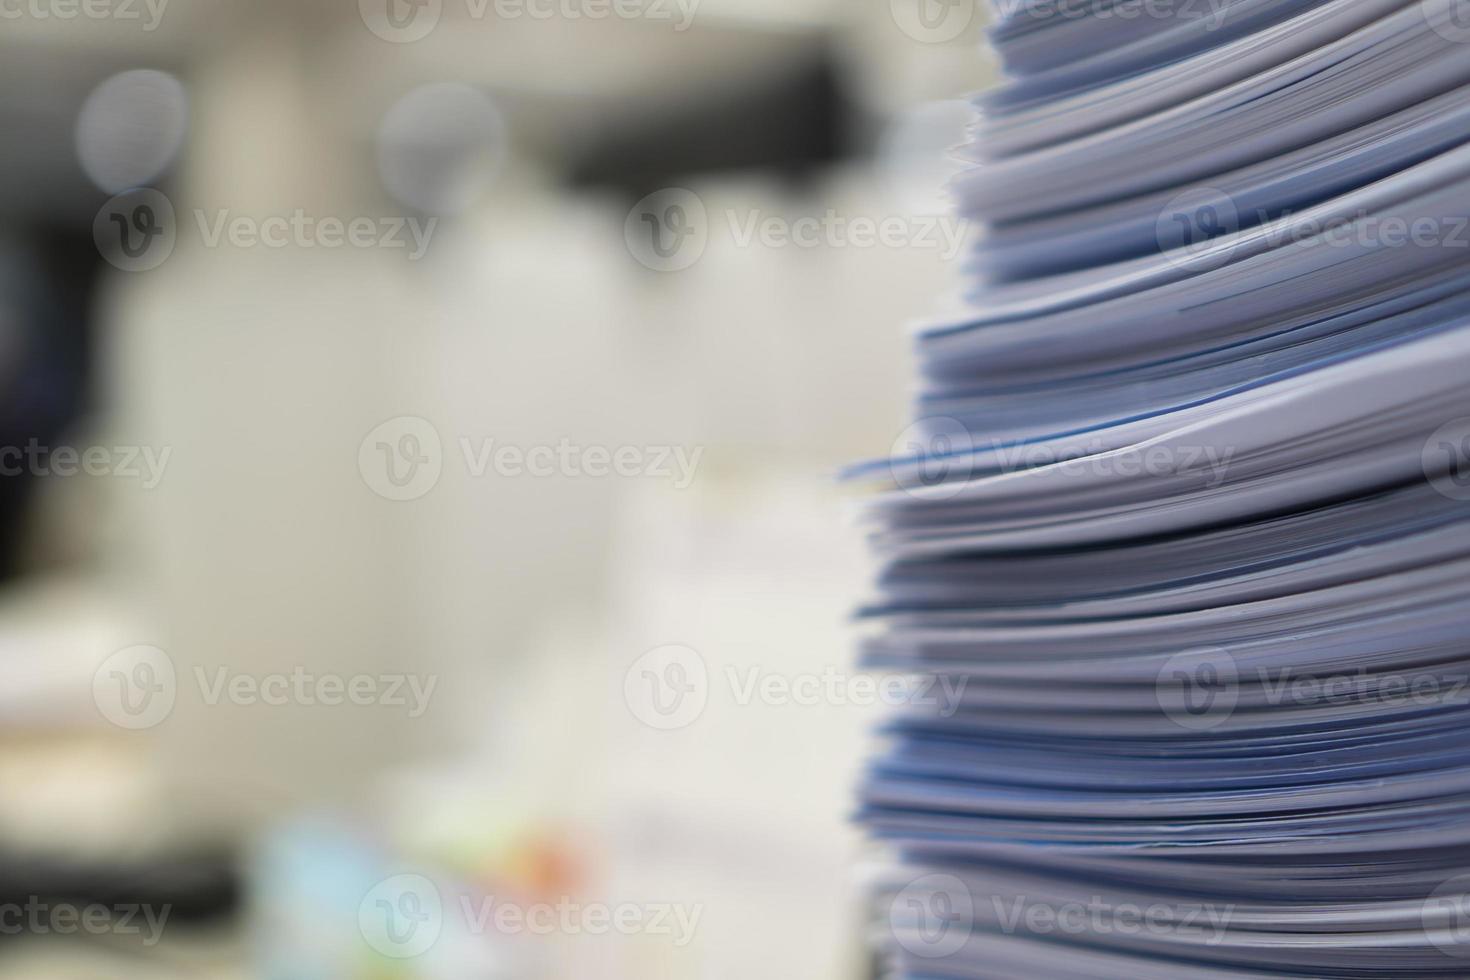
xmin=567 ymin=49 xmax=851 ymax=197
xmin=0 ymin=846 xmax=240 ymax=928
xmin=0 ymin=58 xmax=185 ymax=580
xmin=0 ymin=231 xmax=101 ymax=582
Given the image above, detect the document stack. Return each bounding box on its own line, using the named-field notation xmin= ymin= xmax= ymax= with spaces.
xmin=857 ymin=1 xmax=1470 ymax=975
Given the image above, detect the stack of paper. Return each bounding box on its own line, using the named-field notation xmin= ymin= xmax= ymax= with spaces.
xmin=857 ymin=1 xmax=1470 ymax=975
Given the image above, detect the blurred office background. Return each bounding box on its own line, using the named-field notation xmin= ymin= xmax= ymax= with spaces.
xmin=0 ymin=1 xmax=989 ymax=976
